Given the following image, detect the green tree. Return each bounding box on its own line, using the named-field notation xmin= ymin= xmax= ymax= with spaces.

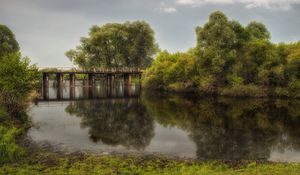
xmin=66 ymin=21 xmax=158 ymax=68
xmin=195 ymin=11 xmax=237 ymax=91
xmin=246 ymin=21 xmax=270 ymax=40
xmin=142 ymin=11 xmax=300 ymax=97
xmin=0 ymin=25 xmax=19 ymax=58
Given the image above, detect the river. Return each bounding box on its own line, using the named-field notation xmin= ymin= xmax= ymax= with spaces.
xmin=26 ymin=80 xmax=300 ymax=162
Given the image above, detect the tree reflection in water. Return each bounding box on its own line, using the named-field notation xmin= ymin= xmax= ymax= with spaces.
xmin=65 ymin=98 xmax=154 ymax=150
xmin=143 ymin=93 xmax=300 ymax=161
xmin=64 ymin=90 xmax=300 ymax=161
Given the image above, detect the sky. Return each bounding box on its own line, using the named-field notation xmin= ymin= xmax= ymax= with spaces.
xmin=1 ymin=0 xmax=300 ymax=67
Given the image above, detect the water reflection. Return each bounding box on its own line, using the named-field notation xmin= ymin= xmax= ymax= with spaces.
xmin=41 ymin=80 xmax=140 ymax=100
xmin=65 ymin=99 xmax=154 ymax=150
xmin=29 ymin=83 xmax=300 ymax=162
xmin=144 ymin=94 xmax=300 ymax=161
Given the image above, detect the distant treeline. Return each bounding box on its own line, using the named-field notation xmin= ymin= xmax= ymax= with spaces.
xmin=143 ymin=11 xmax=300 ymax=98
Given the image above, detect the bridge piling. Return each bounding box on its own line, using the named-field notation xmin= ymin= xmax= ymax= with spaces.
xmin=124 ymin=74 xmax=131 ymax=85
xmin=70 ymin=73 xmax=75 ymax=87
xmin=43 ymin=73 xmax=49 ymax=87
xmin=88 ymin=73 xmax=95 ymax=86
xmin=107 ymin=74 xmax=114 ymax=87
xmin=56 ymin=73 xmax=63 ymax=88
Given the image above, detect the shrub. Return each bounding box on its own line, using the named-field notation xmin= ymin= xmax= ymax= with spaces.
xmin=0 ymin=52 xmax=39 ymax=119
xmin=220 ymin=84 xmax=266 ymax=97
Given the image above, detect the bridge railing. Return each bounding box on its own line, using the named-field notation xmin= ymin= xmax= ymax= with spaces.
xmin=39 ymin=67 xmax=143 ymax=73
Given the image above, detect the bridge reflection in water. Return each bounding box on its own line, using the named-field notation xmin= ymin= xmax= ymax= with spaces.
xmin=41 ymin=80 xmax=141 ymax=101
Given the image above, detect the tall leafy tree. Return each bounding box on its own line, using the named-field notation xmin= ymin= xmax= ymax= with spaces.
xmin=195 ymin=11 xmax=237 ymax=90
xmin=66 ymin=21 xmax=158 ymax=68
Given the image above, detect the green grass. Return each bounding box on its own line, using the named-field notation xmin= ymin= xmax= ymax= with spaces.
xmin=0 ymin=124 xmax=26 ymax=164
xmin=0 ymin=106 xmax=26 ymax=165
xmin=1 ymin=153 xmax=300 ymax=175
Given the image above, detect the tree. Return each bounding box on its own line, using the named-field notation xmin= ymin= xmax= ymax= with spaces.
xmin=246 ymin=21 xmax=270 ymax=40
xmin=66 ymin=21 xmax=158 ymax=68
xmin=142 ymin=11 xmax=300 ymax=97
xmin=0 ymin=25 xmax=39 ymax=119
xmin=0 ymin=25 xmax=19 ymax=58
xmin=195 ymin=11 xmax=237 ymax=90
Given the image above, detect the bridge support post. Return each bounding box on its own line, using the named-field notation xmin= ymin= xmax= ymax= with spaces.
xmin=43 ymin=73 xmax=49 ymax=87
xmin=107 ymin=74 xmax=114 ymax=87
xmin=70 ymin=73 xmax=75 ymax=87
xmin=88 ymin=73 xmax=95 ymax=87
xmin=124 ymin=84 xmax=132 ymax=97
xmin=124 ymin=74 xmax=131 ymax=85
xmin=42 ymin=85 xmax=49 ymax=100
xmin=56 ymin=73 xmax=63 ymax=88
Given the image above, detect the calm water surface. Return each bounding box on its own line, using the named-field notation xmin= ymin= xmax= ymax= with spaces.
xmin=28 ymin=80 xmax=300 ymax=162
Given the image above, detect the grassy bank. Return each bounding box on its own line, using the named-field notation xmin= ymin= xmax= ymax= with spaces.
xmin=0 ymin=106 xmax=27 ymax=165
xmin=1 ymin=152 xmax=300 ymax=175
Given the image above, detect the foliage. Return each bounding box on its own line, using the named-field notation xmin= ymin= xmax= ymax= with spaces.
xmin=0 ymin=25 xmax=19 ymax=58
xmin=0 ymin=24 xmax=40 ymax=119
xmin=66 ymin=21 xmax=158 ymax=68
xmin=142 ymin=50 xmax=197 ymax=90
xmin=143 ymin=11 xmax=300 ymax=97
xmin=0 ymin=107 xmax=26 ymax=165
xmin=0 ymin=52 xmax=40 ymax=118
xmin=0 ymin=125 xmax=25 ymax=164
xmin=246 ymin=21 xmax=270 ymax=40
xmin=220 ymin=84 xmax=267 ymax=97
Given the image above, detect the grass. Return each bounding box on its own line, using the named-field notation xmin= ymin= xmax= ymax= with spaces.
xmin=1 ymin=153 xmax=300 ymax=175
xmin=0 ymin=107 xmax=26 ymax=165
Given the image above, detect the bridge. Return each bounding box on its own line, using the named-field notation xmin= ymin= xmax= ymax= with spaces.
xmin=39 ymin=67 xmax=143 ymax=87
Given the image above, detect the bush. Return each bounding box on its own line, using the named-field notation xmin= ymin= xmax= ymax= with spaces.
xmin=274 ymin=87 xmax=290 ymax=97
xmin=0 ymin=52 xmax=39 ymax=118
xmin=196 ymin=75 xmax=217 ymax=94
xmin=220 ymin=84 xmax=266 ymax=97
xmin=288 ymin=79 xmax=300 ymax=98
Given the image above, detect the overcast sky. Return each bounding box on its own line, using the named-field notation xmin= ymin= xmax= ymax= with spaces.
xmin=1 ymin=0 xmax=300 ymax=67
